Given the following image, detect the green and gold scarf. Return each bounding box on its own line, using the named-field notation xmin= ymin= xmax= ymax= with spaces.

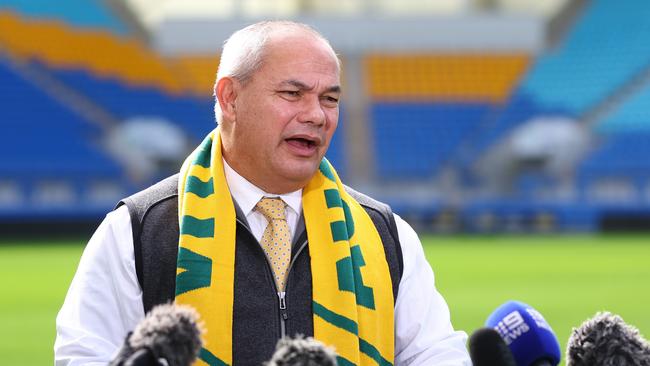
xmin=176 ymin=128 xmax=394 ymax=366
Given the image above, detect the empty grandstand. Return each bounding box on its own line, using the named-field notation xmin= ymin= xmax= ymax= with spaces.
xmin=1 ymin=0 xmax=649 ymax=232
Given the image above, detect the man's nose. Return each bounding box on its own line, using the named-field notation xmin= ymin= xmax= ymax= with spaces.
xmin=297 ymin=95 xmax=326 ymax=126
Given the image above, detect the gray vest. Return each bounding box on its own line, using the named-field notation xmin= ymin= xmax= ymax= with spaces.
xmin=117 ymin=174 xmax=403 ymax=365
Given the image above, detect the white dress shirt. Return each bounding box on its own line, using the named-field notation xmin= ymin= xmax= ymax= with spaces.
xmin=55 ymin=160 xmax=470 ymax=365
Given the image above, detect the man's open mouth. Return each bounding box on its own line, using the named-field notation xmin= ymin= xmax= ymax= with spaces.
xmin=286 ymin=137 xmax=317 ymax=149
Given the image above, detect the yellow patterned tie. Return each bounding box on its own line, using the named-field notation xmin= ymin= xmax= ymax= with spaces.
xmin=255 ymin=197 xmax=292 ymax=291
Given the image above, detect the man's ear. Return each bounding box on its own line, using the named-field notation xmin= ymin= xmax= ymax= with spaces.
xmin=215 ymin=77 xmax=238 ymax=122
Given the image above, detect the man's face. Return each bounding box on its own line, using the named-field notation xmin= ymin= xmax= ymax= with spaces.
xmin=222 ymin=33 xmax=341 ymax=194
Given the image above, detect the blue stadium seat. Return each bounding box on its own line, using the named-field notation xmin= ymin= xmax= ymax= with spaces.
xmin=372 ymin=102 xmax=491 ymax=180
xmin=598 ymin=84 xmax=650 ymax=133
xmin=0 ymin=0 xmax=128 ymax=34
xmin=579 ymin=133 xmax=650 ymax=183
xmin=44 ymin=65 xmax=215 ymax=140
xmin=0 ymin=58 xmax=128 ymax=218
xmin=324 ymin=105 xmax=346 ymax=179
xmin=522 ymin=0 xmax=650 ymax=114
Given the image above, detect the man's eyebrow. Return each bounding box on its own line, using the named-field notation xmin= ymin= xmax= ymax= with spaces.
xmin=325 ymin=85 xmax=342 ymax=94
xmin=280 ymin=79 xmax=341 ymax=94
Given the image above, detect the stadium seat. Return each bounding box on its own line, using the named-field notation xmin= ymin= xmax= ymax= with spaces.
xmin=0 ymin=0 xmax=127 ymax=34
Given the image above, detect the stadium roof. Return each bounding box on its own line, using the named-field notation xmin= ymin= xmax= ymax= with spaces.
xmin=119 ymin=0 xmax=570 ymax=33
xmin=114 ymin=0 xmax=575 ymax=55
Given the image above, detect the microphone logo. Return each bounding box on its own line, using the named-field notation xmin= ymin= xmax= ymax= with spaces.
xmin=526 ymin=308 xmax=554 ymax=332
xmin=494 ymin=310 xmax=530 ymax=344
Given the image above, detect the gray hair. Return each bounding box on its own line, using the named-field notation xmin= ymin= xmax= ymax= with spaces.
xmin=213 ymin=20 xmax=340 ymax=122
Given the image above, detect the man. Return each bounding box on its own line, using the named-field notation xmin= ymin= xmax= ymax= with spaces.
xmin=55 ymin=21 xmax=470 ymax=365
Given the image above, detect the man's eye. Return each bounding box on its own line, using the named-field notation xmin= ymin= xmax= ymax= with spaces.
xmin=281 ymin=90 xmax=300 ymax=97
xmin=322 ymin=96 xmax=339 ymax=105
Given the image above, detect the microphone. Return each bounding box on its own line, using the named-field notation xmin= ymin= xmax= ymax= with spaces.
xmin=566 ymin=311 xmax=650 ymax=366
xmin=110 ymin=303 xmax=203 ymax=366
xmin=469 ymin=327 xmax=517 ymax=366
xmin=265 ymin=335 xmax=338 ymax=366
xmin=486 ymin=300 xmax=561 ymax=366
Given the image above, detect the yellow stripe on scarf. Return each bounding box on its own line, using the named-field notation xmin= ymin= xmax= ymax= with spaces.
xmin=305 ymin=160 xmax=394 ymax=366
xmin=176 ymin=128 xmax=394 ymax=365
xmin=177 ymin=130 xmax=235 ymax=366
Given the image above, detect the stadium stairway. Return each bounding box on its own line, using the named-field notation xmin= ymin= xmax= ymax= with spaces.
xmin=43 ymin=64 xmax=214 ymax=140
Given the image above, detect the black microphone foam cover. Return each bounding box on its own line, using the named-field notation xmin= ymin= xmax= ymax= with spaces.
xmin=567 ymin=312 xmax=650 ymax=366
xmin=123 ymin=348 xmax=159 ymax=366
xmin=469 ymin=327 xmax=517 ymax=366
xmin=128 ymin=303 xmax=203 ymax=366
xmin=265 ymin=335 xmax=338 ymax=366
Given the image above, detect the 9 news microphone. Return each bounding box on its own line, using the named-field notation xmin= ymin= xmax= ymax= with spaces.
xmin=566 ymin=311 xmax=650 ymax=366
xmin=486 ymin=300 xmax=561 ymax=366
xmin=469 ymin=327 xmax=517 ymax=366
xmin=109 ymin=303 xmax=203 ymax=366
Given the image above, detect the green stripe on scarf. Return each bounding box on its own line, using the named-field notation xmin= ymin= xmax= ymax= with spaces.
xmin=176 ymin=248 xmax=212 ymax=296
xmin=199 ymin=348 xmax=229 ymax=366
xmin=314 ymin=301 xmax=394 ymax=366
xmin=360 ymin=340 xmax=393 ymax=366
xmin=337 ymin=356 xmax=357 ymax=366
xmin=313 ymin=301 xmax=359 ymax=335
xmin=186 ymin=176 xmax=214 ymax=198
xmin=180 ymin=216 xmax=214 ymax=238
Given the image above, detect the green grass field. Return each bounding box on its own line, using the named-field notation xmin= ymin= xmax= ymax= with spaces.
xmin=423 ymin=234 xmax=650 ymax=364
xmin=1 ymin=235 xmax=649 ymax=365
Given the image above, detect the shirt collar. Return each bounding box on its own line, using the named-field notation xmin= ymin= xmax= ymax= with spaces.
xmin=222 ymin=158 xmax=302 ymax=217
